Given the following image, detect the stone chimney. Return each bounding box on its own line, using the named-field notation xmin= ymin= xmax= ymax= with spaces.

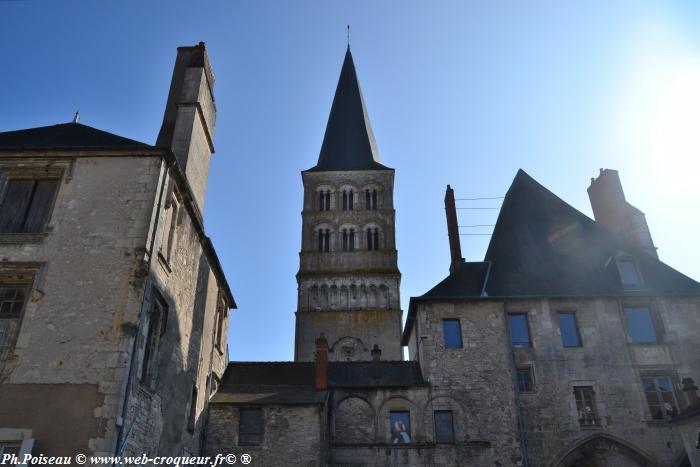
xmin=445 ymin=185 xmax=465 ymax=273
xmin=157 ymin=42 xmax=217 ymax=211
xmin=314 ymin=333 xmax=329 ymax=391
xmin=371 ymin=344 xmax=382 ymax=379
xmin=587 ymin=169 xmax=658 ymax=259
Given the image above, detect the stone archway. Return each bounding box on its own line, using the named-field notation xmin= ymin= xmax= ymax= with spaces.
xmin=553 ymin=434 xmax=658 ymax=467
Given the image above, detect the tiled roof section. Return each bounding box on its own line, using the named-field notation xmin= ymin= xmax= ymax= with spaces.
xmin=307 ymin=47 xmax=390 ymax=172
xmin=482 ymin=170 xmax=700 ymax=297
xmin=213 ymin=361 xmax=426 ymax=404
xmin=0 ymin=123 xmax=152 ymax=149
xmin=419 ymin=262 xmax=490 ymax=299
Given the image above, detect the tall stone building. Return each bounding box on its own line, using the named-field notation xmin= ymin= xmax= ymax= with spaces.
xmin=0 ymin=43 xmax=234 ymax=457
xmin=295 ymin=47 xmax=402 ymax=363
xmin=205 ymin=47 xmax=700 ymax=467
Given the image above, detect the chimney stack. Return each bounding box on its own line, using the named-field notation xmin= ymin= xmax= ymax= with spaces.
xmin=314 ymin=333 xmax=329 ymax=391
xmin=587 ymin=169 xmax=658 ymax=259
xmin=157 ymin=42 xmax=217 ymax=211
xmin=445 ymin=185 xmax=464 ymax=273
xmin=371 ymin=344 xmax=382 ymax=379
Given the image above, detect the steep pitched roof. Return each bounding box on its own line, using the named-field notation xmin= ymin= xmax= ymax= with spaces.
xmin=403 ymin=169 xmax=700 ymax=344
xmin=0 ymin=122 xmax=152 ymax=150
xmin=211 ymin=361 xmax=426 ymax=404
xmin=307 ymin=47 xmax=390 ymax=172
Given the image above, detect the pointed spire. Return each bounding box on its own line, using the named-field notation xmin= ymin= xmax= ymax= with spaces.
xmin=311 ymin=48 xmax=388 ymax=171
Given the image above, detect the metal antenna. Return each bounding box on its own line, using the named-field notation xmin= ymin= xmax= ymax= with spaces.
xmin=347 ymin=25 xmax=350 ymax=48
xmin=72 ymin=111 xmax=80 ymax=123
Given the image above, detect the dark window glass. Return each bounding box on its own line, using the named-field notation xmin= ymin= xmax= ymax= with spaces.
xmin=516 ymin=367 xmax=533 ymax=392
xmin=366 ymin=229 xmax=373 ymax=250
xmin=618 ymin=259 xmax=641 ymax=287
xmin=373 ymin=228 xmax=379 ymax=250
xmin=366 ymin=190 xmax=371 ymax=209
xmin=508 ymin=313 xmax=531 ymax=348
xmin=140 ymin=295 xmax=167 ymax=383
xmin=324 ymin=230 xmax=330 ymax=252
xmin=239 ymin=408 xmax=263 ymax=445
xmin=319 ymin=191 xmax=325 ymax=211
xmin=642 ymin=377 xmax=677 ymax=420
xmin=574 ymin=387 xmax=598 ymax=426
xmin=342 ymin=191 xmax=348 ymax=210
xmin=558 ymin=312 xmax=581 ymax=347
xmin=372 ymin=189 xmax=378 ymax=209
xmin=325 ymin=191 xmax=331 ymax=210
xmin=342 ymin=229 xmax=348 ymax=251
xmin=0 ymin=287 xmax=27 ymax=319
xmin=625 ymin=307 xmax=657 ymax=343
xmin=187 ymin=385 xmax=198 ymax=432
xmin=434 ymin=410 xmax=455 ymax=443
xmin=389 ymin=411 xmax=411 ymax=444
xmin=442 ymin=319 xmax=462 ymax=348
xmin=349 ymin=229 xmax=355 ymax=252
xmin=348 ymin=191 xmax=354 ymax=210
xmin=0 ymin=179 xmax=58 ymax=233
xmin=318 ymin=230 xmax=323 ymax=252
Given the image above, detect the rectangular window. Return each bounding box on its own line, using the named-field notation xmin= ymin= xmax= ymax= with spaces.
xmin=573 ymin=386 xmax=599 ymax=426
xmin=618 ymin=259 xmax=641 ymax=288
xmin=442 ymin=319 xmax=462 ymax=348
xmin=0 ymin=278 xmax=31 ymax=363
xmin=558 ymin=312 xmax=582 ymax=347
xmin=389 ymin=411 xmax=411 ymax=444
xmin=239 ymin=408 xmax=263 ymax=446
xmin=516 ymin=367 xmax=534 ymax=392
xmin=434 ymin=410 xmax=455 ymax=443
xmin=508 ymin=313 xmax=531 ymax=348
xmin=642 ymin=376 xmax=678 ymax=420
xmin=624 ymin=307 xmax=657 ymax=343
xmin=187 ymin=385 xmax=198 ymax=432
xmin=0 ymin=178 xmax=59 ymax=233
xmin=140 ymin=293 xmax=168 ymax=384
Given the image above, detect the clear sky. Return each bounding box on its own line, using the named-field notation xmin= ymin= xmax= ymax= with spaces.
xmin=1 ymin=1 xmax=699 ymax=361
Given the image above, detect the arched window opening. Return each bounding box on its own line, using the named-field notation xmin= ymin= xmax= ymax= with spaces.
xmin=318 ymin=229 xmax=330 ymax=252
xmin=365 ymin=189 xmax=378 ymax=210
xmin=367 ymin=227 xmax=380 ymax=251
xmin=342 ymin=228 xmax=356 ymax=252
xmin=342 ymin=190 xmax=354 ymax=211
xmin=319 ymin=190 xmax=331 ymax=211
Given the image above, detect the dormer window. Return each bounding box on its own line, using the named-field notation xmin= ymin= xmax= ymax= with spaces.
xmin=616 ymin=257 xmax=642 ymax=289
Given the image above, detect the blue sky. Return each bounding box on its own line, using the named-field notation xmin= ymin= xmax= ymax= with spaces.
xmin=1 ymin=1 xmax=699 ymax=361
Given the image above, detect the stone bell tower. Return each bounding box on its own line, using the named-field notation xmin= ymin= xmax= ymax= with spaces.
xmin=294 ymin=47 xmax=402 ymax=362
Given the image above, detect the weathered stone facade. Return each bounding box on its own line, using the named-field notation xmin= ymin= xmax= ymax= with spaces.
xmin=0 ymin=42 xmax=234 ymax=458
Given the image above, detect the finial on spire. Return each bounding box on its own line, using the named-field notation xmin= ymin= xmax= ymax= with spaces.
xmin=72 ymin=111 xmax=80 ymax=123
xmin=347 ymin=25 xmax=350 ymax=48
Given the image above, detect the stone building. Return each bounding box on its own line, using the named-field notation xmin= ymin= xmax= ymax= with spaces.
xmin=205 ymin=46 xmax=700 ymax=467
xmin=0 ymin=43 xmax=234 ymax=457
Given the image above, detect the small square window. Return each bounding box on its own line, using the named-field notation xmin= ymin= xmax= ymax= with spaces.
xmin=442 ymin=319 xmax=462 ymax=348
xmin=239 ymin=408 xmax=263 ymax=446
xmin=389 ymin=411 xmax=411 ymax=444
xmin=508 ymin=313 xmax=531 ymax=348
xmin=557 ymin=312 xmax=582 ymax=347
xmin=516 ymin=367 xmax=534 ymax=393
xmin=434 ymin=410 xmax=455 ymax=443
xmin=624 ymin=307 xmax=657 ymax=344
xmin=0 ymin=178 xmax=59 ymax=233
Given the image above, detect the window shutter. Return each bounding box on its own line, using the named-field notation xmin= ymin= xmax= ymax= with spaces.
xmin=0 ymin=180 xmax=35 ymax=232
xmin=24 ymin=180 xmax=58 ymax=233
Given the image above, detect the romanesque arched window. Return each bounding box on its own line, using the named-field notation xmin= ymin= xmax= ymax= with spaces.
xmin=317 ymin=227 xmax=331 ymax=252
xmin=366 ymin=226 xmax=380 ymax=251
xmin=365 ymin=188 xmax=378 ymax=210
xmin=318 ymin=189 xmax=332 ymax=211
xmin=341 ymin=224 xmax=357 ymax=252
xmin=340 ymin=186 xmax=355 ymax=211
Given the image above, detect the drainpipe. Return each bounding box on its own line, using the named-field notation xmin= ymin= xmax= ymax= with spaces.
xmin=113 ymin=158 xmax=170 ymax=461
xmin=502 ymin=301 xmax=530 ymax=467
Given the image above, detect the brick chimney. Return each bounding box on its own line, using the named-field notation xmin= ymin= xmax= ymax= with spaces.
xmin=157 ymin=42 xmax=217 ymax=211
xmin=445 ymin=185 xmax=465 ymax=273
xmin=371 ymin=344 xmax=382 ymax=379
xmin=587 ymin=169 xmax=658 ymax=258
xmin=314 ymin=333 xmax=329 ymax=391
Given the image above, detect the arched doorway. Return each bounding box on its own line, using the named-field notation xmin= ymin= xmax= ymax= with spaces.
xmin=553 ymin=434 xmax=658 ymax=467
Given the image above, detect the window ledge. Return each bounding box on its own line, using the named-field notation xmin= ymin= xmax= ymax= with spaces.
xmin=0 ymin=233 xmax=48 ymax=244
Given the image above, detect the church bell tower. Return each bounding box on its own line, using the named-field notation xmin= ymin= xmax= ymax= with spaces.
xmin=294 ymin=47 xmax=403 ymax=362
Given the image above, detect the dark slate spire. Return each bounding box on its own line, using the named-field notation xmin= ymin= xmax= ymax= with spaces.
xmin=309 ymin=47 xmax=389 ymax=171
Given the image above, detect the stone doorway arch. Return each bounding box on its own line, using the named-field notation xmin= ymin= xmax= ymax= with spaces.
xmin=551 ymin=433 xmax=658 ymax=467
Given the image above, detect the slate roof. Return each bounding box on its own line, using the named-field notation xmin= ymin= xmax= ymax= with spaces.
xmin=0 ymin=122 xmax=152 ymax=150
xmin=402 ymin=169 xmax=700 ymax=344
xmin=211 ymin=361 xmax=426 ymax=404
xmin=307 ymin=47 xmax=390 ymax=172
